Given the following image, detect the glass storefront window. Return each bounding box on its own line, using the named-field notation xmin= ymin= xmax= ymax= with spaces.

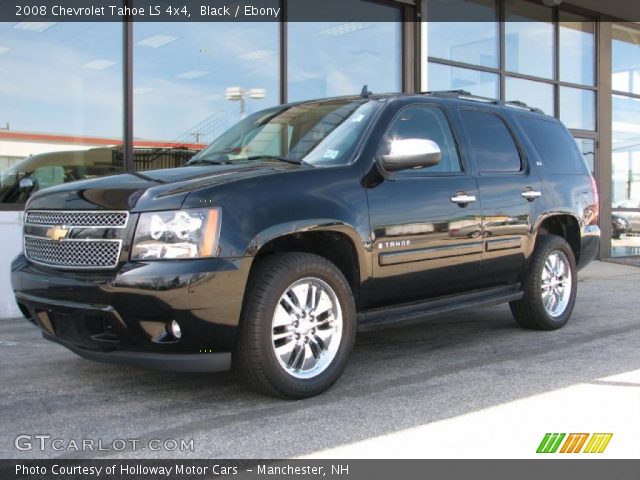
xmin=427 ymin=62 xmax=499 ymax=98
xmin=0 ymin=22 xmax=123 ymax=204
xmin=427 ymin=0 xmax=498 ymax=68
xmin=133 ymin=21 xmax=279 ymax=169
xmin=505 ymin=0 xmax=554 ymax=80
xmin=560 ymin=86 xmax=595 ymax=131
xmin=559 ymin=13 xmax=595 ymax=86
xmin=612 ymin=94 xmax=640 ymax=257
xmin=612 ymin=24 xmax=640 ymax=95
xmin=287 ymin=0 xmax=401 ymax=102
xmin=505 ymin=77 xmax=554 ymax=115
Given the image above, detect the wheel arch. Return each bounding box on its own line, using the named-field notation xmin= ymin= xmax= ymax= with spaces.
xmin=245 ymin=220 xmax=370 ymax=304
xmin=533 ymin=213 xmax=581 ymax=264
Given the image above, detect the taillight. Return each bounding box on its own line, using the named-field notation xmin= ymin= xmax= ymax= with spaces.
xmin=589 ymin=175 xmax=599 ymax=226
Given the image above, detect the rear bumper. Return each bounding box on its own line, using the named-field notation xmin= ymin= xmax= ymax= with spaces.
xmin=12 ymin=255 xmax=253 ymax=369
xmin=43 ymin=332 xmax=231 ymax=372
xmin=578 ymin=225 xmax=600 ymax=271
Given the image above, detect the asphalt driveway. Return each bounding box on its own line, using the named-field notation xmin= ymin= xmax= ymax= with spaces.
xmin=1 ymin=261 xmax=639 ymax=459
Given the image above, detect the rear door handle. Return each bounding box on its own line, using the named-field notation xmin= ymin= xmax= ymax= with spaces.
xmin=522 ymin=190 xmax=542 ymax=201
xmin=451 ymin=194 xmax=477 ymax=205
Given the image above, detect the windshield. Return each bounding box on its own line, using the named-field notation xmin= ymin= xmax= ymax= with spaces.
xmin=190 ymin=98 xmax=381 ymax=167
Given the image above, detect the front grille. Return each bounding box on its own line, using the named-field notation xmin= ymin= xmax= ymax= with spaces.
xmin=23 ymin=209 xmax=129 ymax=269
xmin=24 ymin=237 xmax=122 ymax=269
xmin=25 ymin=211 xmax=128 ymax=228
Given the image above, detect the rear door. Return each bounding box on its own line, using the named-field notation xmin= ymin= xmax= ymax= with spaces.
xmin=456 ymin=108 xmax=543 ymax=286
xmin=366 ymin=103 xmax=484 ymax=307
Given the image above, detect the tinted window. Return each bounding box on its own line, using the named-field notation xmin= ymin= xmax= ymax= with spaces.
xmin=381 ymin=105 xmax=461 ymax=173
xmin=460 ymin=110 xmax=521 ymax=172
xmin=517 ymin=115 xmax=587 ymax=174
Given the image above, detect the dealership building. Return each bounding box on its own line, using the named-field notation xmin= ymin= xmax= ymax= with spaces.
xmin=0 ymin=0 xmax=639 ymax=316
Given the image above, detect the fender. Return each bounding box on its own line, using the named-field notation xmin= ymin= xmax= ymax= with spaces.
xmin=245 ymin=218 xmax=373 ymax=285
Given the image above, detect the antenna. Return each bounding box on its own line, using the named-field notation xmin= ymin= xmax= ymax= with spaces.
xmin=360 ymin=85 xmax=372 ymax=98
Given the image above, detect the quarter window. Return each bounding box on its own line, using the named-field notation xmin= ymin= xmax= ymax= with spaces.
xmin=381 ymin=105 xmax=462 ymax=174
xmin=459 ymin=110 xmax=522 ymax=173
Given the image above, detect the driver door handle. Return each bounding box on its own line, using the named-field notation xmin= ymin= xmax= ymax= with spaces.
xmin=451 ymin=193 xmax=477 ymax=205
xmin=522 ymin=189 xmax=542 ymax=201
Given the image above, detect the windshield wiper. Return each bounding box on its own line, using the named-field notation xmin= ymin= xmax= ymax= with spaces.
xmin=244 ymin=155 xmax=301 ymax=165
xmin=187 ymin=158 xmax=230 ymax=166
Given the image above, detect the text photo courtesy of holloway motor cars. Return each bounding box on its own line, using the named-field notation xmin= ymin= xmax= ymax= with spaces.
xmin=0 ymin=1 xmax=639 ymax=479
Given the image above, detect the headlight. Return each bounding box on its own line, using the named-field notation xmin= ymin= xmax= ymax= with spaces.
xmin=131 ymin=208 xmax=220 ymax=260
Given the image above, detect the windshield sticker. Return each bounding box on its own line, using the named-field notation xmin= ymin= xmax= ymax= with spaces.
xmin=351 ymin=113 xmax=366 ymax=123
xmin=323 ymin=150 xmax=340 ymax=159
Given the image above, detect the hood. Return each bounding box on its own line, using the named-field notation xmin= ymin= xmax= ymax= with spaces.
xmin=26 ymin=160 xmax=301 ymax=211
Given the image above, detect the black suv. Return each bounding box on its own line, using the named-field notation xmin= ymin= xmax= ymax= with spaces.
xmin=12 ymin=91 xmax=600 ymax=398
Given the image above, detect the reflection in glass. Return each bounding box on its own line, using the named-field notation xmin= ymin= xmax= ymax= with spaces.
xmin=287 ymin=0 xmax=401 ymax=102
xmin=133 ymin=21 xmax=279 ymax=151
xmin=574 ymin=138 xmax=595 ymax=174
xmin=428 ymin=62 xmax=499 ymax=98
xmin=505 ymin=0 xmax=554 ymax=79
xmin=559 ymin=13 xmax=595 ymax=86
xmin=612 ymin=24 xmax=640 ymax=95
xmin=611 ymin=95 xmax=640 ymax=257
xmin=427 ymin=0 xmax=498 ymax=68
xmin=0 ymin=22 xmax=123 ymax=203
xmin=505 ymin=77 xmax=554 ymax=115
xmin=560 ymin=86 xmax=595 ymax=131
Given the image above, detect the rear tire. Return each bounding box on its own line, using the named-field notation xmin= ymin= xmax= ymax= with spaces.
xmin=235 ymin=253 xmax=356 ymax=399
xmin=510 ymin=235 xmax=577 ymax=330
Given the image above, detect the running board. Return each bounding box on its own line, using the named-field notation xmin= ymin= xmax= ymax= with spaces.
xmin=357 ymin=284 xmax=523 ymax=332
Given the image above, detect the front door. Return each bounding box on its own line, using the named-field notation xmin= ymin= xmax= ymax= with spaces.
xmin=366 ymin=104 xmax=483 ymax=308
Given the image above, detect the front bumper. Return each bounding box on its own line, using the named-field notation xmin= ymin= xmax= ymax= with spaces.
xmin=44 ymin=332 xmax=230 ymax=372
xmin=12 ymin=255 xmax=252 ymax=372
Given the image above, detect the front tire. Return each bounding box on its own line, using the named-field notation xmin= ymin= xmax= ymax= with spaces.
xmin=510 ymin=235 xmax=577 ymax=330
xmin=235 ymin=253 xmax=356 ymax=398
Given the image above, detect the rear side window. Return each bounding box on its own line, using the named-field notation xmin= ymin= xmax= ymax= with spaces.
xmin=459 ymin=109 xmax=522 ymax=173
xmin=517 ymin=115 xmax=587 ymax=174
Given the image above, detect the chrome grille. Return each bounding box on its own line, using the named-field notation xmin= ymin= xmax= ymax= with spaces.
xmin=23 ymin=209 xmax=129 ymax=269
xmin=25 ymin=210 xmax=128 ymax=227
xmin=24 ymin=237 xmax=122 ymax=269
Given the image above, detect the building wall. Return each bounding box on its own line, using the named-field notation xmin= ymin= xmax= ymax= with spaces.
xmin=0 ymin=211 xmax=23 ymax=317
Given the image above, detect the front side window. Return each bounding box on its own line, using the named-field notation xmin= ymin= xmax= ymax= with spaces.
xmin=380 ymin=105 xmax=462 ymax=174
xmin=191 ymin=98 xmax=381 ymax=167
xmin=459 ymin=110 xmax=521 ymax=173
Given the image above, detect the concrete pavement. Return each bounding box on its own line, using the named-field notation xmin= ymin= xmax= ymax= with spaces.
xmin=1 ymin=261 xmax=638 ymax=459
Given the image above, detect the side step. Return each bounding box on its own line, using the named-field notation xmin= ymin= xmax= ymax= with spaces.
xmin=357 ymin=284 xmax=523 ymax=332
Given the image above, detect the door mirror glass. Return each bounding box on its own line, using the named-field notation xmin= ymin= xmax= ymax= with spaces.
xmin=18 ymin=177 xmax=36 ymax=193
xmin=381 ymin=138 xmax=442 ymax=172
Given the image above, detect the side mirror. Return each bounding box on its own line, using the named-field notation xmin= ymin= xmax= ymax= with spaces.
xmin=380 ymin=138 xmax=442 ymax=172
xmin=18 ymin=177 xmax=36 ymax=192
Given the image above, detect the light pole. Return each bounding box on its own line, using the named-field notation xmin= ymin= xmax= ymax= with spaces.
xmin=225 ymin=87 xmax=266 ymax=119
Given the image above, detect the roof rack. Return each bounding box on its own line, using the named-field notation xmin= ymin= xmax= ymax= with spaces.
xmin=420 ymin=90 xmax=545 ymax=115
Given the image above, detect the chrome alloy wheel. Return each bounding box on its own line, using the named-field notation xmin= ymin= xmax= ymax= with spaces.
xmin=541 ymin=250 xmax=572 ymax=317
xmin=271 ymin=277 xmax=343 ymax=379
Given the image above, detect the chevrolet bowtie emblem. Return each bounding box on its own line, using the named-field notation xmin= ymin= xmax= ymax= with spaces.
xmin=45 ymin=225 xmax=69 ymax=242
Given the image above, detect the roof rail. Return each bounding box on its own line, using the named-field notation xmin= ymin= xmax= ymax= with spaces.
xmin=420 ymin=90 xmax=545 ymax=115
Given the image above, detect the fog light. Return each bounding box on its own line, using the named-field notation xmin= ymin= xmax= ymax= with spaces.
xmin=169 ymin=320 xmax=182 ymax=340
